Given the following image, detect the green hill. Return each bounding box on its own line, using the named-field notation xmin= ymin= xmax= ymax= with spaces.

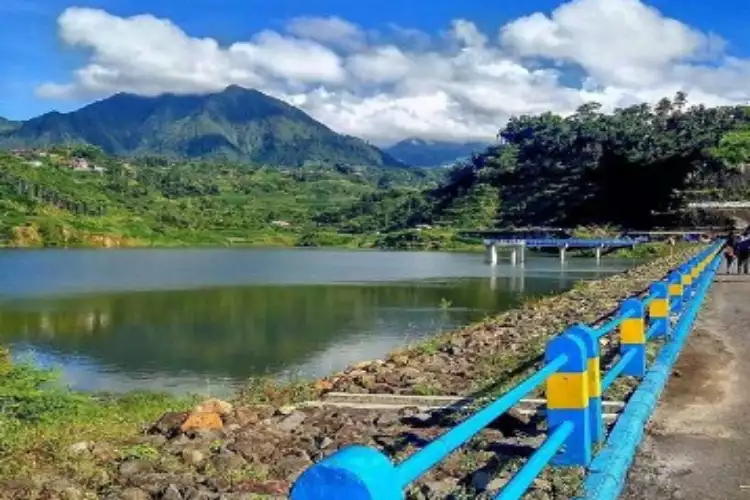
xmin=321 ymin=94 xmax=750 ymax=235
xmin=0 ymin=86 xmax=404 ymax=168
xmin=0 ymin=146 xmax=440 ymax=248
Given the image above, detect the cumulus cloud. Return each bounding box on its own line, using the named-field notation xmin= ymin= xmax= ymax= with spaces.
xmin=285 ymin=16 xmax=364 ymax=49
xmin=37 ymin=0 xmax=750 ymax=144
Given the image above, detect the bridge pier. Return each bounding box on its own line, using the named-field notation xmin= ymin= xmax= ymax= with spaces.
xmin=509 ymin=245 xmax=525 ymax=265
xmin=482 ymin=237 xmax=641 ymax=265
xmin=560 ymin=245 xmax=568 ymax=263
xmin=485 ymin=242 xmax=497 ymax=266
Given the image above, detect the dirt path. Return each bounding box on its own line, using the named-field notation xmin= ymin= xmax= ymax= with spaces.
xmin=623 ymin=275 xmax=750 ymax=499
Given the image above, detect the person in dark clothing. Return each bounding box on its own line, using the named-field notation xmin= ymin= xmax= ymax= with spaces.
xmin=738 ymin=234 xmax=750 ymax=274
xmin=724 ymin=232 xmax=738 ymax=273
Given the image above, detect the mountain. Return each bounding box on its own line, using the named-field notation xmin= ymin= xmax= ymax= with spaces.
xmin=0 ymin=117 xmax=19 ymax=134
xmin=384 ymin=138 xmax=491 ymax=168
xmin=0 ymin=86 xmax=404 ymax=168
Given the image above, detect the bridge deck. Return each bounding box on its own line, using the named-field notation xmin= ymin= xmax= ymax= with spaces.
xmin=623 ymin=273 xmax=750 ymax=499
xmin=484 ymin=237 xmax=639 ymax=249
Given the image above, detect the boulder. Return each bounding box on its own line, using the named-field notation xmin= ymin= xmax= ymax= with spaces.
xmin=277 ymin=411 xmax=307 ymax=432
xmin=193 ymin=398 xmax=233 ymax=417
xmin=162 ymin=484 xmax=183 ymax=500
xmin=180 ymin=412 xmax=223 ymax=433
xmin=151 ymin=411 xmax=189 ymax=438
xmin=119 ymin=459 xmax=154 ymax=478
xmin=120 ymin=487 xmax=151 ymax=500
xmin=67 ymin=441 xmax=92 ymax=456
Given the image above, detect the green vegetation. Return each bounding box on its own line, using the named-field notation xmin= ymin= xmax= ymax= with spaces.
xmin=0 ymin=145 xmax=443 ymax=248
xmin=0 ymin=345 xmax=321 ymax=489
xmin=0 ymin=86 xmax=404 ymax=168
xmin=4 ymin=92 xmax=748 ymax=249
xmin=0 ymin=346 xmax=191 ymax=484
xmin=344 ymin=93 xmax=750 ymax=232
xmin=1 ymin=92 xmax=747 ymax=250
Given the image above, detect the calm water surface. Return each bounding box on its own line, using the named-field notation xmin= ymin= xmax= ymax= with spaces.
xmin=0 ymin=248 xmax=636 ymax=396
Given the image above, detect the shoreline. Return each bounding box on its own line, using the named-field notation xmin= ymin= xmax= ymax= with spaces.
xmin=0 ymin=243 xmax=696 ymax=499
xmin=0 ymin=238 xmax=667 ymax=260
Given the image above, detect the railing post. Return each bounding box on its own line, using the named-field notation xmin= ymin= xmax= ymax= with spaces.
xmin=289 ymin=445 xmax=402 ymax=500
xmin=566 ymin=325 xmax=603 ymax=445
xmin=667 ymin=270 xmax=683 ymax=315
xmin=545 ymin=333 xmax=591 ymax=466
xmin=680 ymin=264 xmax=693 ymax=302
xmin=619 ymin=298 xmax=646 ymax=377
xmin=648 ymin=282 xmax=669 ymax=338
xmin=690 ymin=256 xmax=701 ymax=290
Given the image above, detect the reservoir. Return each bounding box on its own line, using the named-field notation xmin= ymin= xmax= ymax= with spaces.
xmin=0 ymin=248 xmax=635 ymax=396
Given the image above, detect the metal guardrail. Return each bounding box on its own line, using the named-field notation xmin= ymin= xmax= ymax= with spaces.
xmin=483 ymin=238 xmax=645 ymax=249
xmin=687 ymin=201 xmax=750 ymax=208
xmin=290 ymin=241 xmax=723 ymax=500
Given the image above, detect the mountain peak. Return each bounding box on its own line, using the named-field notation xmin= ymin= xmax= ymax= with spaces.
xmin=0 ymin=88 xmax=405 ymax=168
xmin=222 ymin=84 xmax=249 ymax=93
xmin=385 ymin=138 xmax=491 ymax=168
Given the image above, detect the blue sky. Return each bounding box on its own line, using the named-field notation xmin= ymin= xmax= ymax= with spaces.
xmin=2 ymin=0 xmax=750 ymax=143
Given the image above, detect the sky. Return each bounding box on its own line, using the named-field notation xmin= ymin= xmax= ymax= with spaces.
xmin=2 ymin=0 xmax=750 ymax=145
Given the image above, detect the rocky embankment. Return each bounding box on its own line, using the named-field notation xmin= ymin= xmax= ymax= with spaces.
xmin=7 ymin=247 xmax=699 ymax=500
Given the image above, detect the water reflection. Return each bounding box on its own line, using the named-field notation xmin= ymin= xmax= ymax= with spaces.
xmin=0 ymin=249 xmax=633 ymax=395
xmin=0 ymin=277 xmax=547 ymax=394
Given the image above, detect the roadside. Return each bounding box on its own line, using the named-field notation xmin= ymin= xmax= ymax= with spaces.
xmin=623 ymin=275 xmax=750 ymax=500
xmin=0 ymin=245 xmax=698 ymax=499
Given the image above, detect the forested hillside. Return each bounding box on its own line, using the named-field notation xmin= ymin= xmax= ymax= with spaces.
xmin=3 ymin=93 xmax=750 ymax=249
xmin=0 ymin=146 xmax=442 ymax=248
xmin=319 ymin=93 xmax=750 ymax=236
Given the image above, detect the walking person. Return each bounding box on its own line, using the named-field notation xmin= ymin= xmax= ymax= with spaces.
xmin=738 ymin=233 xmax=750 ymax=274
xmin=723 ymin=232 xmax=737 ymax=274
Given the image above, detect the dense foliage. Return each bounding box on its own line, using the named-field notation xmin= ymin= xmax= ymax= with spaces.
xmin=0 ymin=86 xmax=404 ymax=168
xmin=331 ymin=93 xmax=750 ymax=232
xmin=0 ymin=145 xmax=443 ymax=248
xmin=4 ymin=93 xmax=750 ymax=249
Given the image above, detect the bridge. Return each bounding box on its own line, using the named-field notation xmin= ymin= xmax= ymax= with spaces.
xmin=289 ymin=241 xmax=728 ymax=499
xmin=482 ymin=238 xmax=644 ymax=264
xmin=687 ymin=201 xmax=750 ymax=209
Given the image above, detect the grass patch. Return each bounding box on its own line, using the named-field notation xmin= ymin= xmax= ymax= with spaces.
xmin=0 ymin=347 xmax=191 ymax=486
xmin=236 ymin=376 xmax=317 ymax=407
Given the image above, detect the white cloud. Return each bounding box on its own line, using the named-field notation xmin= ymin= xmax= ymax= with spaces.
xmin=37 ymin=1 xmax=750 ymax=145
xmin=347 ymin=46 xmax=412 ymax=83
xmin=499 ymin=0 xmax=712 ymax=88
xmin=285 ymin=16 xmax=364 ymax=49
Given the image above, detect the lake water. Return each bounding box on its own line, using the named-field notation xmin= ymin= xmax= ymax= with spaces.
xmin=0 ymin=248 xmax=635 ymax=396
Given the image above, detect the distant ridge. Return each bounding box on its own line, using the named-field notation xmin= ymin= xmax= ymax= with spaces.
xmin=384 ymin=137 xmax=491 ymax=168
xmin=0 ymin=86 xmax=405 ymax=168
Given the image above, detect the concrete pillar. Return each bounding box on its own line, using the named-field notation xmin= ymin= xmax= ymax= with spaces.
xmin=560 ymin=245 xmax=567 ymax=263
xmin=519 ymin=244 xmax=526 ymax=264
xmin=485 ymin=243 xmax=497 ymax=266
xmin=595 ymin=246 xmax=602 ymax=264
xmin=510 ymin=247 xmax=517 ymax=266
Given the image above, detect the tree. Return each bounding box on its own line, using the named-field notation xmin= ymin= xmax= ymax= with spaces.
xmin=711 ymin=128 xmax=750 ymax=167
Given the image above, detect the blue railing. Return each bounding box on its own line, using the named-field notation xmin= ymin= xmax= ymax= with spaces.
xmin=484 ymin=238 xmax=645 ymax=249
xmin=290 ymin=241 xmax=723 ymax=500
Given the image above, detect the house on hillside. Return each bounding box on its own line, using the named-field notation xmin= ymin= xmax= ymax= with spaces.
xmin=70 ymin=157 xmax=90 ymax=171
